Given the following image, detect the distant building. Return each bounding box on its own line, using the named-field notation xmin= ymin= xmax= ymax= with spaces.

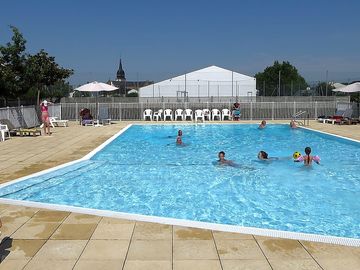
xmin=108 ymin=59 xmax=153 ymax=96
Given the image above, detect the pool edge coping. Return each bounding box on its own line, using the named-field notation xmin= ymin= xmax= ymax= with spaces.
xmin=0 ymin=197 xmax=359 ymax=247
xmin=1 ymin=123 xmax=359 ymax=247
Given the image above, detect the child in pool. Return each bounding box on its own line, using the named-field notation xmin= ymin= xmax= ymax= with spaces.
xmin=218 ymin=151 xmax=234 ymax=165
xmin=258 ymin=120 xmax=266 ymax=129
xmin=290 ymin=120 xmax=298 ymax=129
xmin=294 ymin=147 xmax=320 ymax=165
xmin=257 ymin=151 xmax=279 ymax=161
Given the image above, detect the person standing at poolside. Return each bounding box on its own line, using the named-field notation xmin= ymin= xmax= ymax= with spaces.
xmin=40 ymin=100 xmax=51 ymax=135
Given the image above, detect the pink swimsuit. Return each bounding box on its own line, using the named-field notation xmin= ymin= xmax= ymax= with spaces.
xmin=41 ymin=105 xmax=49 ymax=123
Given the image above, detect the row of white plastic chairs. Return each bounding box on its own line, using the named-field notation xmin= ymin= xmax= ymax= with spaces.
xmin=143 ymin=108 xmax=235 ymax=121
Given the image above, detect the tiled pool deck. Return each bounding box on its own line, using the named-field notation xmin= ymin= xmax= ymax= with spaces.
xmin=0 ymin=121 xmax=359 ymax=270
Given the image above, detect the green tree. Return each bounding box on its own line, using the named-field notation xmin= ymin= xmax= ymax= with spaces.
xmin=255 ymin=61 xmax=307 ymax=96
xmin=0 ymin=26 xmax=27 ymax=102
xmin=314 ymin=82 xmax=335 ymax=96
xmin=24 ymin=50 xmax=73 ymax=103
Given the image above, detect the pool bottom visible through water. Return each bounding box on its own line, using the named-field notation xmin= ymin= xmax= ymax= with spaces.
xmin=0 ymin=124 xmax=359 ymax=239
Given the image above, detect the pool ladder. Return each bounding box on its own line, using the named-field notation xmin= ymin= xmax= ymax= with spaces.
xmin=292 ymin=111 xmax=310 ymax=126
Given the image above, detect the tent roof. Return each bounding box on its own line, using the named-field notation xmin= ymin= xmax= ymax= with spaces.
xmin=153 ymin=65 xmax=255 ymax=85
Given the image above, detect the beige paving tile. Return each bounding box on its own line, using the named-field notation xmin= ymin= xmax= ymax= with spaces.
xmin=12 ymin=222 xmax=60 ymax=239
xmin=1 ymin=207 xmax=38 ymax=224
xmin=50 ymin=223 xmax=97 ymax=240
xmin=256 ymin=238 xmax=311 ymax=259
xmin=216 ymin=239 xmax=265 ymax=260
xmin=28 ymin=210 xmax=70 ymax=223
xmin=63 ymin=213 xmax=102 ymax=224
xmin=74 ymin=259 xmax=124 ymax=270
xmin=174 ymin=226 xmax=213 ymax=240
xmin=80 ymin=240 xmax=129 ymax=260
xmin=316 ymin=258 xmax=360 ymax=270
xmin=0 ymin=259 xmax=29 ymax=270
xmin=174 ymin=260 xmax=222 ymax=270
xmin=127 ymin=240 xmax=172 ymax=261
xmin=173 ymin=240 xmax=218 ymax=260
xmin=91 ymin=222 xmax=134 ymax=240
xmin=33 ymin=240 xmax=87 ymax=260
xmin=221 ymin=259 xmax=272 ymax=270
xmin=124 ymin=260 xmax=172 ymax=270
xmin=0 ymin=222 xmax=24 ymax=242
xmin=132 ymin=222 xmax=171 ymax=240
xmin=269 ymin=259 xmax=322 ymax=270
xmin=0 ymin=239 xmax=45 ymax=260
xmin=99 ymin=217 xmax=135 ymax=224
xmin=23 ymin=259 xmax=77 ymax=270
xmin=212 ymin=231 xmax=254 ymax=240
xmin=301 ymin=241 xmax=360 ymax=260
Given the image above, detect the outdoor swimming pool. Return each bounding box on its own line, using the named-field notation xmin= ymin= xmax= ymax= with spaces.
xmin=0 ymin=124 xmax=359 ymax=242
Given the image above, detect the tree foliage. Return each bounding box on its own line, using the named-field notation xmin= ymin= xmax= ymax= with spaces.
xmin=255 ymin=61 xmax=307 ymax=96
xmin=0 ymin=26 xmax=73 ymax=103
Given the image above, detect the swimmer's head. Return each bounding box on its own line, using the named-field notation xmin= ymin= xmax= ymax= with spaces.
xmin=261 ymin=120 xmax=266 ymax=125
xmin=258 ymin=151 xmax=268 ymax=160
xmin=176 ymin=136 xmax=182 ymax=144
xmin=305 ymin=147 xmax=311 ymax=155
xmin=178 ymin=130 xmax=183 ymax=136
xmin=218 ymin=151 xmax=225 ymax=160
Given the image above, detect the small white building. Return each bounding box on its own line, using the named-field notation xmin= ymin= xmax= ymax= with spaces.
xmin=139 ymin=65 xmax=256 ymax=101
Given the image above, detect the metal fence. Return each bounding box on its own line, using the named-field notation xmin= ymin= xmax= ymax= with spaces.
xmin=1 ymin=101 xmax=356 ymax=127
xmin=0 ymin=105 xmax=40 ymax=128
xmin=56 ymin=101 xmax=346 ymax=121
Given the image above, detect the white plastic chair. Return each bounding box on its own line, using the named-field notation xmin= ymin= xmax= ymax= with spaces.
xmin=153 ymin=109 xmax=163 ymax=121
xmin=203 ymin=109 xmax=211 ymax=121
xmin=174 ymin=109 xmax=184 ymax=121
xmin=143 ymin=109 xmax=153 ymax=121
xmin=184 ymin=109 xmax=193 ymax=121
xmin=211 ymin=109 xmax=221 ymax=121
xmin=222 ymin=109 xmax=231 ymax=121
xmin=0 ymin=124 xmax=10 ymax=141
xmin=194 ymin=110 xmax=204 ymax=122
xmin=163 ymin=109 xmax=173 ymax=121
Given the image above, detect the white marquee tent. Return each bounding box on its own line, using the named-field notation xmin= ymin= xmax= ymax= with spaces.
xmin=139 ymin=65 xmax=256 ymax=100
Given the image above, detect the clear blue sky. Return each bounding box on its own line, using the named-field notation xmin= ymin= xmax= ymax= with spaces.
xmin=1 ymin=0 xmax=359 ymax=85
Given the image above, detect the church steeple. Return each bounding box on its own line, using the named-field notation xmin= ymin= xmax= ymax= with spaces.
xmin=116 ymin=58 xmax=126 ymax=80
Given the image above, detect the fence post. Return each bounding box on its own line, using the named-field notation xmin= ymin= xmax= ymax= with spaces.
xmin=315 ymin=101 xmax=318 ymax=119
xmin=140 ymin=102 xmax=143 ymax=121
xmin=7 ymin=106 xmax=10 ymax=120
xmin=250 ymin=102 xmax=253 ymax=120
xmin=75 ymin=103 xmax=78 ymax=122
xmin=119 ymin=103 xmax=122 ymax=121
xmin=293 ymin=101 xmax=296 ymax=115
xmin=272 ymin=102 xmax=274 ymax=120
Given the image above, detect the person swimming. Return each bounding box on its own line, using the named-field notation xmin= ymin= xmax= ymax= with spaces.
xmin=290 ymin=120 xmax=298 ymax=129
xmin=257 ymin=151 xmax=279 ymax=161
xmin=294 ymin=147 xmax=320 ymax=165
xmin=217 ymin=151 xmax=237 ymax=166
xmin=258 ymin=120 xmax=266 ymax=129
xmin=257 ymin=151 xmax=268 ymax=160
xmin=176 ymin=136 xmax=183 ymax=145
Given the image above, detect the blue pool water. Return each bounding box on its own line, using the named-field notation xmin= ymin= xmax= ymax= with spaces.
xmin=1 ymin=124 xmax=359 ymax=239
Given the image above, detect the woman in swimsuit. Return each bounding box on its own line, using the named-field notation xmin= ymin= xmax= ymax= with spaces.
xmin=40 ymin=100 xmax=51 ymax=135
